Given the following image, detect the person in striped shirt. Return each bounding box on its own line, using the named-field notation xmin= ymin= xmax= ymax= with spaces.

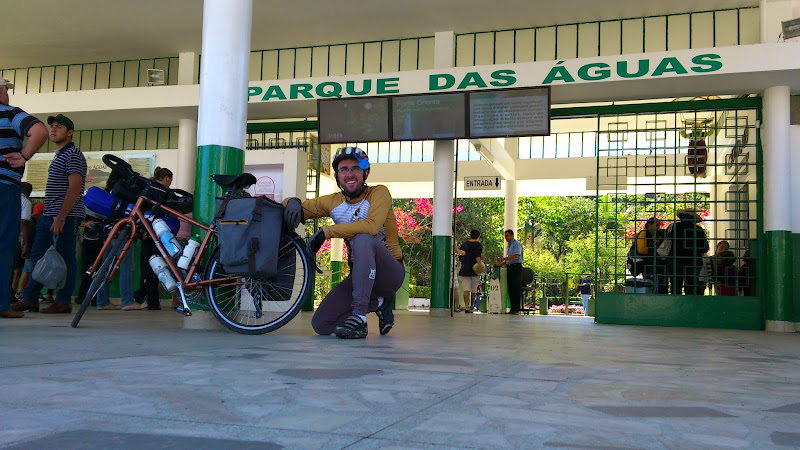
xmin=0 ymin=78 xmax=48 ymax=319
xmin=14 ymin=114 xmax=87 ymax=314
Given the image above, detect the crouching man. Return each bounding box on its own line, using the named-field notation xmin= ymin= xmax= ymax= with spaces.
xmin=282 ymin=147 xmax=404 ymax=339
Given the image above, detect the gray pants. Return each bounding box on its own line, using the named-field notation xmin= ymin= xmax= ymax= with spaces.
xmin=311 ymin=233 xmax=405 ymax=335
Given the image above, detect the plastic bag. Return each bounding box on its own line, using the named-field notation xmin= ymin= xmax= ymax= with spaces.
xmin=32 ymin=237 xmax=67 ymax=290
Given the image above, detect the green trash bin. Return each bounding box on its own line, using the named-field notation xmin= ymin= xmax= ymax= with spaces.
xmin=539 ymin=295 xmax=547 ymax=315
xmin=587 ymin=297 xmax=595 ymax=316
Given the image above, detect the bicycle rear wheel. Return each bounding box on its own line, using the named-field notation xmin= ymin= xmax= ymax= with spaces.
xmin=72 ymin=229 xmax=129 ymax=328
xmin=204 ymin=231 xmax=312 ymax=334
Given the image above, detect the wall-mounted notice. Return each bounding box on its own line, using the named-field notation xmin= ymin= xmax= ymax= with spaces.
xmin=317 ymin=97 xmax=390 ymax=144
xmin=391 ymin=92 xmax=466 ymax=141
xmin=469 ymin=87 xmax=550 ymax=138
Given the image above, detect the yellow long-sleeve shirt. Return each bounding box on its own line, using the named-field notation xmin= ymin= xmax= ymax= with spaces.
xmin=285 ymin=185 xmax=403 ymax=260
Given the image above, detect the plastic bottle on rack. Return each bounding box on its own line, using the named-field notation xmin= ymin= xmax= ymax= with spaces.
xmin=177 ymin=237 xmax=201 ymax=270
xmin=151 ymin=218 xmax=182 ymax=258
xmin=149 ymin=255 xmax=177 ymax=292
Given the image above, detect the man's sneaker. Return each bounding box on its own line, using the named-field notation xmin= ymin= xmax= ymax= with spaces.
xmin=334 ymin=315 xmax=368 ymax=339
xmin=374 ymin=298 xmax=394 ymax=335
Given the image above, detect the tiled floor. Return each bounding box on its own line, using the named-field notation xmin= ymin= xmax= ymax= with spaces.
xmin=1 ymin=308 xmax=799 ymax=449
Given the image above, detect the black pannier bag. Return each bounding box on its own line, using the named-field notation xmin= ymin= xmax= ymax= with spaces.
xmin=215 ymin=196 xmax=283 ymax=279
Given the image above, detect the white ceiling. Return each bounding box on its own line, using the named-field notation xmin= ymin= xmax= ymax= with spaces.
xmin=2 ymin=0 xmax=756 ymax=69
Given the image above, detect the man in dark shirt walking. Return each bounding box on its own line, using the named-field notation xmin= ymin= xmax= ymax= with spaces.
xmin=0 ymin=78 xmax=47 ymax=319
xmin=14 ymin=114 xmax=87 ymax=314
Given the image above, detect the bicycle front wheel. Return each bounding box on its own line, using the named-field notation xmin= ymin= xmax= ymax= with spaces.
xmin=72 ymin=229 xmax=129 ymax=328
xmin=204 ymin=231 xmax=312 ymax=334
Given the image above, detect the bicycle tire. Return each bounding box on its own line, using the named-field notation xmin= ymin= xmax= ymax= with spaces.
xmin=204 ymin=231 xmax=312 ymax=334
xmin=71 ymin=229 xmax=129 ymax=328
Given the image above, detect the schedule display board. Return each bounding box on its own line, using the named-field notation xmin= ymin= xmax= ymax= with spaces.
xmin=391 ymin=92 xmax=467 ymax=141
xmin=468 ymin=87 xmax=550 ymax=138
xmin=317 ymin=97 xmax=390 ymax=144
xmin=316 ymin=87 xmax=550 ymax=144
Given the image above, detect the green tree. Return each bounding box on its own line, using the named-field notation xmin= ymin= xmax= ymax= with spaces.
xmin=519 ymin=196 xmax=596 ymax=261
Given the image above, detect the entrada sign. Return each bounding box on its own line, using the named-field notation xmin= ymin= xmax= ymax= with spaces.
xmin=464 ymin=176 xmax=502 ymax=191
xmin=247 ymin=49 xmax=729 ymax=103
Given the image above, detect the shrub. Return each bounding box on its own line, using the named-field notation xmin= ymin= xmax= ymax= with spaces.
xmin=409 ymin=284 xmax=431 ymax=298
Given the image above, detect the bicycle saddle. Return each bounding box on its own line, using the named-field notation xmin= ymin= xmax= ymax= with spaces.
xmin=211 ymin=173 xmax=257 ymax=190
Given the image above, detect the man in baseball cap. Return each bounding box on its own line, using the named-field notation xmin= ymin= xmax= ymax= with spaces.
xmin=47 ymin=114 xmax=74 ymax=131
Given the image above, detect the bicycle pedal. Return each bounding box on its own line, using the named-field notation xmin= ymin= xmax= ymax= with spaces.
xmin=172 ymin=307 xmax=192 ymax=316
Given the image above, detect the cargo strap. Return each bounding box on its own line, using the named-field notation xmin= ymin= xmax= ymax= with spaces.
xmin=247 ymin=197 xmax=264 ymax=273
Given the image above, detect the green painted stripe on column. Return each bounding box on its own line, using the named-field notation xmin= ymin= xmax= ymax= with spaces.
xmin=793 ymin=233 xmax=800 ymax=323
xmin=430 ymin=235 xmax=452 ymax=310
xmin=765 ymin=230 xmax=793 ymax=322
xmin=331 ymin=261 xmax=343 ymax=287
xmin=194 ymin=145 xmax=245 ymax=227
xmin=191 ymin=145 xmax=244 ymax=311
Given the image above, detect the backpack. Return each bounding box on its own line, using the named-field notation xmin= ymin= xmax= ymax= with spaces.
xmin=626 ymin=234 xmax=644 ymax=276
xmin=215 ymin=196 xmax=283 ymax=279
xmin=656 ymin=224 xmax=674 ymax=257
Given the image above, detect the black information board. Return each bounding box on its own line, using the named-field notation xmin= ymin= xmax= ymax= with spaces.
xmin=391 ymin=92 xmax=467 ymax=141
xmin=468 ymin=87 xmax=550 ymax=138
xmin=317 ymin=97 xmax=390 ymax=144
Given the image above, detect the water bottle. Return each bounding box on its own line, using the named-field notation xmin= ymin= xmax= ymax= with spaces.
xmin=149 ymin=255 xmax=177 ymax=292
xmin=177 ymin=238 xmax=201 ymax=270
xmin=152 ymin=218 xmax=182 ymax=258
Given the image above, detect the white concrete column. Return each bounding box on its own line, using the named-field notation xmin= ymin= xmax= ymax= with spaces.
xmin=429 ymin=31 xmax=457 ymax=316
xmin=762 ymin=85 xmax=794 ymax=332
xmin=187 ymin=0 xmax=252 ymax=329
xmin=178 ymin=52 xmax=199 ymax=85
xmin=196 ymin=0 xmax=252 ymax=149
xmin=433 ymin=142 xmax=455 ymax=237
xmin=504 ymin=179 xmax=519 ymax=234
xmin=176 ymin=118 xmax=197 ymax=192
xmin=763 ymin=86 xmax=792 ymax=232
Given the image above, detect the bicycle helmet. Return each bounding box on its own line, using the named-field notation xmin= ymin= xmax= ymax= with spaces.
xmin=332 ymin=146 xmax=370 ymax=171
xmin=332 ymin=146 xmax=370 ymax=200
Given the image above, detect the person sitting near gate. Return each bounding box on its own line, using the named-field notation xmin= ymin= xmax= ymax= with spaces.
xmin=282 ymin=147 xmax=405 ymax=339
xmin=635 ymin=217 xmax=667 ymax=293
xmin=714 ymin=249 xmax=738 ymax=296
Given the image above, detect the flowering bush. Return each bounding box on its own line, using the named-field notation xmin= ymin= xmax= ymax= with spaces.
xmin=547 ymin=304 xmax=585 ymax=315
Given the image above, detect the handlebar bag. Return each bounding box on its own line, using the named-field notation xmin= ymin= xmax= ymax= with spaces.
xmin=215 ymin=195 xmax=283 ymax=279
xmin=84 ymin=186 xmax=116 ymax=218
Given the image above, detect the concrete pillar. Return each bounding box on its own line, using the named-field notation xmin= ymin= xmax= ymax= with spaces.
xmin=762 ymin=85 xmax=794 ymax=332
xmin=178 ymin=52 xmax=199 ymax=85
xmin=194 ymin=0 xmax=252 ymax=227
xmin=176 ymin=118 xmax=197 ymax=192
xmin=429 ymin=31 xmax=456 ymax=317
xmin=504 ymin=179 xmax=519 ymax=234
xmin=185 ymin=0 xmax=252 ymax=324
xmin=791 ymin=124 xmax=800 ymax=326
xmin=431 ymin=140 xmax=455 ymax=317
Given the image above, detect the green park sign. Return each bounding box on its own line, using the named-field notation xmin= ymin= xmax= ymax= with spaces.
xmin=246 ymin=43 xmax=800 ymax=103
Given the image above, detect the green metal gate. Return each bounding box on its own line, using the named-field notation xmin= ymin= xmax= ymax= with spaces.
xmin=591 ymin=97 xmax=763 ymax=329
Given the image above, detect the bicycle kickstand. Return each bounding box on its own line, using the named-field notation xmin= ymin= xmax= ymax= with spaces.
xmin=173 ymin=282 xmax=192 ymax=317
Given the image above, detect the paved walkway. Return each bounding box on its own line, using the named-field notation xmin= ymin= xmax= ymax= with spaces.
xmin=1 ymin=309 xmax=799 ymax=449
